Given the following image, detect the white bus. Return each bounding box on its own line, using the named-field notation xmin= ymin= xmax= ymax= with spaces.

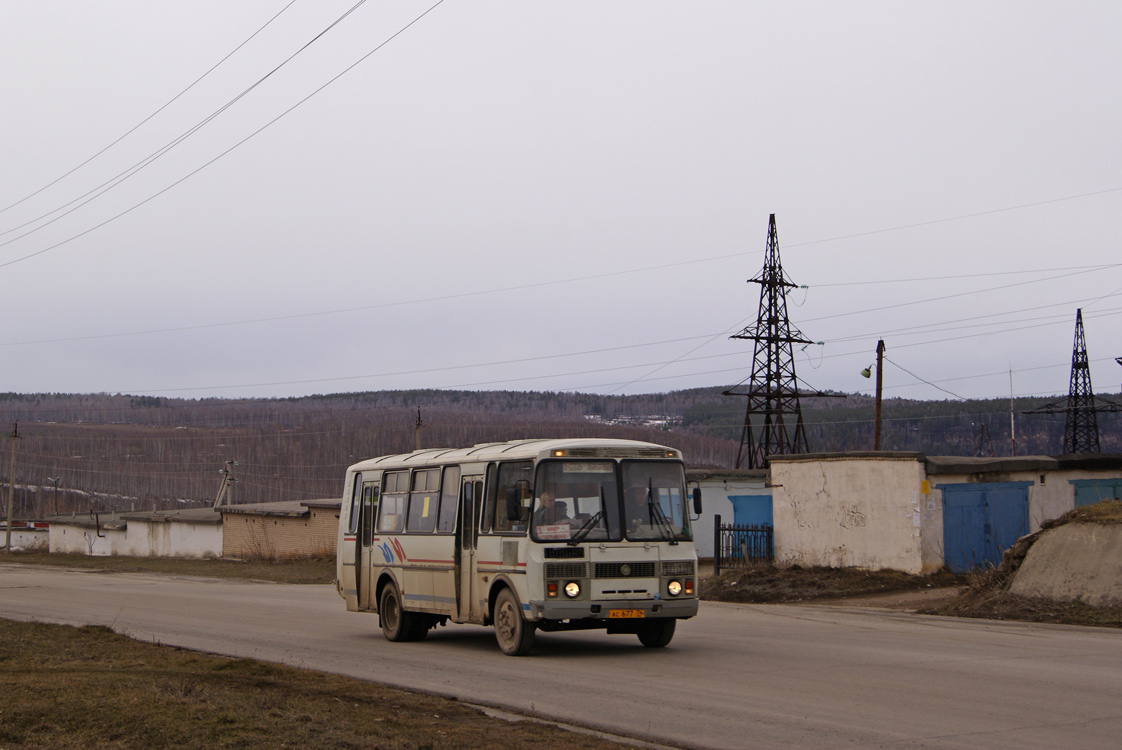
xmin=335 ymin=438 xmax=702 ymax=655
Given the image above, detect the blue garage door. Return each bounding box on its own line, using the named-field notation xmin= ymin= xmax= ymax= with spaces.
xmin=941 ymin=482 xmax=1031 ymax=573
xmin=1070 ymin=479 xmax=1122 ymax=507
xmin=729 ymin=493 xmax=773 ymax=527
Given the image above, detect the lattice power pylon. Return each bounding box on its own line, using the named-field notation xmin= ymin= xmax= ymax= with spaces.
xmin=973 ymin=422 xmax=995 ymax=458
xmin=723 ymin=214 xmax=838 ymax=469
xmin=1027 ymin=309 xmax=1122 ymax=454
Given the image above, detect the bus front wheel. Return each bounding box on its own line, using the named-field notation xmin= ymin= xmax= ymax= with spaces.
xmin=637 ymin=619 xmax=676 ymax=648
xmin=493 ymin=588 xmax=535 ymax=656
xmin=380 ymin=582 xmax=425 ymax=642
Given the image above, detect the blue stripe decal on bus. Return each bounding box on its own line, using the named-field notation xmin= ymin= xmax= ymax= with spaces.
xmin=403 ymin=593 xmax=458 ymax=604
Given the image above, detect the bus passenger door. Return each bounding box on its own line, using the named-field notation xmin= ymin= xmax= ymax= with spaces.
xmin=455 ymin=477 xmax=483 ymax=622
xmin=358 ymin=483 xmax=378 ymax=609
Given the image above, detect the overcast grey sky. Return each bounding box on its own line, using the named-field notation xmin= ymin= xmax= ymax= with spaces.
xmin=2 ymin=1 xmax=1120 ymax=403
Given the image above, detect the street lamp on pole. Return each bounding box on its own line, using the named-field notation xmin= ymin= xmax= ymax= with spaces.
xmin=860 ymin=340 xmax=886 ymax=450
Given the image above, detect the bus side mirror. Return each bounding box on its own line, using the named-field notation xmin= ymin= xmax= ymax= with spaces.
xmin=692 ymin=487 xmax=702 ymax=516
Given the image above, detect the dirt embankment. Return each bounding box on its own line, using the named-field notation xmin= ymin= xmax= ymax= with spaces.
xmin=934 ymin=501 xmax=1122 ymax=627
xmin=702 ymin=501 xmax=1122 ymax=628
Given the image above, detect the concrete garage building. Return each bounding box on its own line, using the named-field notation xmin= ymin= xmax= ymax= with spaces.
xmin=768 ymin=452 xmax=1122 ymax=574
xmin=0 ymin=521 xmax=49 ymax=551
xmin=221 ymin=499 xmax=341 ymax=559
xmin=46 ymin=500 xmax=342 ymax=559
xmin=48 ymin=508 xmax=222 ymax=558
xmin=687 ymin=468 xmax=769 ymax=558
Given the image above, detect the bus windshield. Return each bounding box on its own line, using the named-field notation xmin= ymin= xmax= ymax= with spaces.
xmin=530 ymin=459 xmax=691 ymax=543
xmin=621 ymin=461 xmax=692 ymax=542
xmin=531 ymin=460 xmax=620 ymax=542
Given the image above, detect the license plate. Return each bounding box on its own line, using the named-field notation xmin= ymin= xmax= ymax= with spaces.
xmin=608 ymin=609 xmax=645 ymax=619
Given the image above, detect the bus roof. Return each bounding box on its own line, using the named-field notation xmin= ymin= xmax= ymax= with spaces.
xmin=347 ymin=438 xmax=681 ymax=474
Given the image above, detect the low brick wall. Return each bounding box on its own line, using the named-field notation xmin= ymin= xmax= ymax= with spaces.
xmin=222 ymin=503 xmax=339 ymax=559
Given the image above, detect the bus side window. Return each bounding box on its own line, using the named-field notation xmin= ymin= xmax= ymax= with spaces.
xmin=492 ymin=461 xmax=532 ymax=534
xmin=407 ymin=468 xmax=439 ymax=533
xmin=480 ymin=464 xmax=496 ymax=534
xmin=378 ymin=470 xmax=408 ymax=534
xmin=347 ymin=473 xmax=362 ymax=534
xmin=361 ymin=484 xmax=378 ymax=547
xmin=437 ymin=466 xmax=460 ymax=533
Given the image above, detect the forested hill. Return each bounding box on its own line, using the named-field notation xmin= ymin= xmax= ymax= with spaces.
xmin=0 ymin=388 xmax=1117 ymax=517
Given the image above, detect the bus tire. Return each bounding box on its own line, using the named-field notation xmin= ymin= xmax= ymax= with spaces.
xmin=493 ymin=588 xmax=535 ymax=656
xmin=637 ymin=619 xmax=676 ymax=648
xmin=379 ymin=582 xmax=418 ymax=642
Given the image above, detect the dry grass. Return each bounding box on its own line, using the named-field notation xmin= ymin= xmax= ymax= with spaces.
xmin=700 ymin=560 xmax=961 ymax=604
xmin=703 ymin=502 xmax=1122 ymax=629
xmin=926 ymin=566 xmax=1122 ymax=628
xmin=1040 ymin=499 xmax=1122 ymax=528
xmin=3 ymin=551 xmax=335 ymax=585
xmin=0 ymin=618 xmax=633 ymax=750
xmin=922 ymin=501 xmax=1122 ymax=628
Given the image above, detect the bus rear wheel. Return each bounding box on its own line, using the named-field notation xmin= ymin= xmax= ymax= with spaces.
xmin=493 ymin=588 xmax=535 ymax=656
xmin=380 ymin=582 xmax=425 ymax=642
xmin=636 ymin=619 xmax=676 ymax=648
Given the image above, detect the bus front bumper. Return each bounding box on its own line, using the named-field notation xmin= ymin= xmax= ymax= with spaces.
xmin=529 ymin=597 xmax=698 ymax=622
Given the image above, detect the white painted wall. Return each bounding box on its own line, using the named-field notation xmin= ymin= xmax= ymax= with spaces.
xmin=120 ymin=520 xmax=222 ymax=558
xmin=770 ymin=456 xmax=936 ymax=574
xmin=49 ymin=523 xmax=125 ymax=556
xmin=49 ymin=518 xmax=222 ymax=557
xmin=691 ymin=474 xmax=769 ymax=558
xmin=2 ymin=528 xmax=49 ymax=551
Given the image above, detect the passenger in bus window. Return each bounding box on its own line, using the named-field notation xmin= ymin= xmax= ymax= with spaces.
xmin=534 ymin=490 xmax=569 ymax=527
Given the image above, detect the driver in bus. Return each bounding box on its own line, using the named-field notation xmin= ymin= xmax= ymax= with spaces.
xmin=534 ymin=490 xmax=569 ymax=526
xmin=625 ymin=486 xmax=650 ymax=533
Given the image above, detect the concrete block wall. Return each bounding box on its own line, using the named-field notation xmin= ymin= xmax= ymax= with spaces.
xmin=49 ymin=524 xmax=124 ymax=556
xmin=122 ymin=520 xmax=222 ymax=558
xmin=770 ymin=454 xmax=936 ymax=574
xmin=223 ymin=507 xmax=338 ymax=559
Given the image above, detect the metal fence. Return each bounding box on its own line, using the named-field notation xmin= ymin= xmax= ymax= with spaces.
xmin=713 ymin=514 xmax=774 ymax=575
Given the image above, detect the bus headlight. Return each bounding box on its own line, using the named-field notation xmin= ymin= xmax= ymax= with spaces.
xmin=564 ymin=581 xmax=581 ymax=598
xmin=667 ymin=580 xmax=683 ymax=597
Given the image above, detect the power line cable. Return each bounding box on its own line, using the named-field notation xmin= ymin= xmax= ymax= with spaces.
xmin=0 ymin=0 xmax=370 ymax=248
xmin=0 ymin=0 xmax=445 ymax=271
xmin=883 ymin=356 xmax=967 ymax=400
xmin=0 ymin=0 xmax=299 ymax=219
xmin=5 ymin=258 xmax=1115 ymax=350
xmin=809 ymin=264 xmax=1117 ymax=288
xmin=798 ymin=264 xmax=1122 ymax=327
xmin=783 ymin=186 xmax=1122 ymax=250
xmin=21 ymin=304 xmax=1119 ymax=399
xmin=829 ymin=303 xmax=1122 ymax=345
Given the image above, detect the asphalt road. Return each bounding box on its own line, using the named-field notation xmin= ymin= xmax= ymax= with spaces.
xmin=2 ymin=563 xmax=1120 ymax=750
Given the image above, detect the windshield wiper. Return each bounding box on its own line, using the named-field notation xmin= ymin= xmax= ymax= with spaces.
xmin=568 ymin=511 xmax=603 ymax=545
xmin=647 ymin=479 xmax=679 ymax=545
xmin=568 ymin=487 xmax=606 ymax=546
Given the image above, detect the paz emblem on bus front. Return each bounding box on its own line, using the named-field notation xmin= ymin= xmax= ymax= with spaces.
xmin=619 ymin=564 xmax=632 ymax=577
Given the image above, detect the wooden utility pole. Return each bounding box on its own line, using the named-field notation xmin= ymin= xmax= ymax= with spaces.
xmin=5 ymin=423 xmax=21 ymax=553
xmin=873 ymin=340 xmax=885 ymax=451
xmin=414 ymin=408 xmax=425 ymax=451
xmin=1009 ymin=368 xmax=1017 ymax=457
